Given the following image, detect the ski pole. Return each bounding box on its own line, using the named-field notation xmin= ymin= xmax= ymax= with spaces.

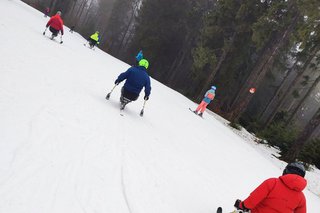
xmin=105 ymin=84 xmax=118 ymax=100
xmin=60 ymin=34 xmax=63 ymax=44
xmin=43 ymin=27 xmax=48 ymax=35
xmin=140 ymin=100 xmax=147 ymax=117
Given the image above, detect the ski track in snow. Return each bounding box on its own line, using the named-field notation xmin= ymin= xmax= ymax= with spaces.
xmin=118 ymin=107 xmax=133 ymax=213
xmin=120 ymin=130 xmax=134 ymax=213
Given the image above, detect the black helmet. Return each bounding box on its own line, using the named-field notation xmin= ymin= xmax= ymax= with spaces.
xmin=283 ymin=162 xmax=306 ymax=177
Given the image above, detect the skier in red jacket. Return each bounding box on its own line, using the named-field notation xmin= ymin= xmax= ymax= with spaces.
xmin=45 ymin=11 xmax=64 ymax=39
xmin=234 ymin=162 xmax=307 ymax=213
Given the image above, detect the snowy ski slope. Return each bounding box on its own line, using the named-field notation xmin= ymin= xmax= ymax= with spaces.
xmin=0 ymin=1 xmax=319 ymax=212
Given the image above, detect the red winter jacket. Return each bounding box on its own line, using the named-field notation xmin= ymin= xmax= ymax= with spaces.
xmin=46 ymin=15 xmax=64 ymax=35
xmin=242 ymin=174 xmax=307 ymax=213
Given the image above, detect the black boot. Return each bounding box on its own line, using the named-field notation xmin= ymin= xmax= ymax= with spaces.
xmin=50 ymin=34 xmax=57 ymax=40
xmin=120 ymin=103 xmax=126 ymax=110
xmin=120 ymin=95 xmax=131 ymax=110
xmin=120 ymin=96 xmax=126 ymax=110
xmin=198 ymin=112 xmax=203 ymax=117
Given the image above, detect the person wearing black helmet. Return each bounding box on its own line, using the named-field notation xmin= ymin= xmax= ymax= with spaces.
xmin=234 ymin=162 xmax=307 ymax=213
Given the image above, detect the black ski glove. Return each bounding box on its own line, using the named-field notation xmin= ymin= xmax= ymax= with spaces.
xmin=144 ymin=95 xmax=149 ymax=101
xmin=234 ymin=199 xmax=250 ymax=212
xmin=114 ymin=80 xmax=120 ymax=85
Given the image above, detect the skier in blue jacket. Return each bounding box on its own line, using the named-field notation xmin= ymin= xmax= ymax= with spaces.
xmin=115 ymin=59 xmax=151 ymax=109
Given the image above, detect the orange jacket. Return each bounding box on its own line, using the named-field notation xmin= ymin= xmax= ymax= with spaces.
xmin=243 ymin=174 xmax=306 ymax=213
xmin=46 ymin=15 xmax=64 ymax=34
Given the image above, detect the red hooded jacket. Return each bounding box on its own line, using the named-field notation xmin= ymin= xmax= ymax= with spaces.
xmin=242 ymin=174 xmax=307 ymax=213
xmin=46 ymin=14 xmax=64 ymax=35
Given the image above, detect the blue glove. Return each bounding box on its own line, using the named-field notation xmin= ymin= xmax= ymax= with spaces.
xmin=144 ymin=95 xmax=149 ymax=101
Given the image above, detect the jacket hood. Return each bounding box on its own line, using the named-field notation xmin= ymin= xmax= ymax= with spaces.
xmin=280 ymin=174 xmax=307 ymax=192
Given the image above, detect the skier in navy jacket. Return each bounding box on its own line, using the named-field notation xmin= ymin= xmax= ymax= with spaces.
xmin=115 ymin=59 xmax=151 ymax=109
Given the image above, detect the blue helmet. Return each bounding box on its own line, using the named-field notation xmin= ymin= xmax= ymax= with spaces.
xmin=211 ymin=86 xmax=217 ymax=90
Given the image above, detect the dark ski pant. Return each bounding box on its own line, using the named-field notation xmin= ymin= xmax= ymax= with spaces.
xmin=49 ymin=26 xmax=59 ymax=37
xmin=120 ymin=87 xmax=138 ymax=105
xmin=87 ymin=38 xmax=98 ymax=47
xmin=69 ymin=26 xmax=75 ymax=33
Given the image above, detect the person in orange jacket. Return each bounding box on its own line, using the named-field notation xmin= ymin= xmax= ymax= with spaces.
xmin=45 ymin=11 xmax=64 ymax=39
xmin=234 ymin=162 xmax=307 ymax=213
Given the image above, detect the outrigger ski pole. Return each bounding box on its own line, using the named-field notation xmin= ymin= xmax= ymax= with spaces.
xmin=106 ymin=84 xmax=118 ymax=100
xmin=43 ymin=27 xmax=48 ymax=35
xmin=140 ymin=100 xmax=147 ymax=117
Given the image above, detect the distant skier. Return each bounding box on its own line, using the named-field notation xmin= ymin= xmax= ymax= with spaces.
xmin=135 ymin=50 xmax=143 ymax=64
xmin=45 ymin=11 xmax=64 ymax=40
xmin=69 ymin=26 xmax=75 ymax=33
xmin=234 ymin=162 xmax=307 ymax=213
xmin=87 ymin=31 xmax=100 ymax=48
xmin=114 ymin=59 xmax=151 ymax=110
xmin=44 ymin=7 xmax=50 ymax=17
xmin=192 ymin=86 xmax=216 ymax=117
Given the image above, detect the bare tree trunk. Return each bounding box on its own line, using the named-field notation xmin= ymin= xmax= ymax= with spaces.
xmin=263 ymin=45 xmax=320 ymax=127
xmin=74 ymin=0 xmax=88 ymax=27
xmin=167 ymin=33 xmax=193 ymax=85
xmin=67 ymin=0 xmax=80 ymax=25
xmin=49 ymin=0 xmax=58 ymax=14
xmin=117 ymin=0 xmax=139 ymax=55
xmin=283 ymin=107 xmax=320 ymax=162
xmin=285 ymin=74 xmax=320 ymax=125
xmin=197 ymin=33 xmax=236 ymax=102
xmin=83 ymin=0 xmax=94 ymax=26
xmin=69 ymin=0 xmax=78 ymax=17
xmin=122 ymin=27 xmax=135 ymax=51
xmin=259 ymin=59 xmax=299 ymax=123
xmin=226 ymin=14 xmax=298 ymax=122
